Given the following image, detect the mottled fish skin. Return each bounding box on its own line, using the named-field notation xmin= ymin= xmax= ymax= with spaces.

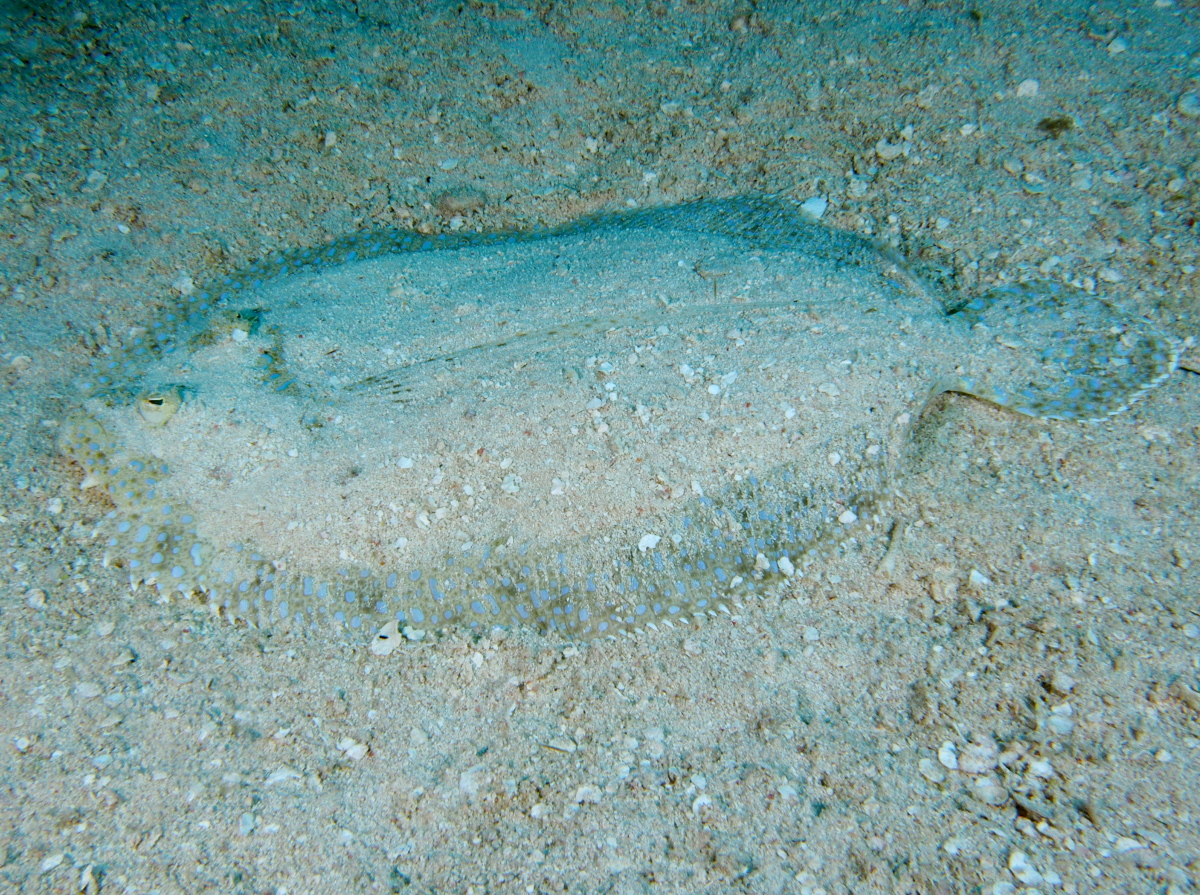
xmin=58 ymin=197 xmax=1179 ymax=641
xmin=936 ymin=279 xmax=1179 ymax=422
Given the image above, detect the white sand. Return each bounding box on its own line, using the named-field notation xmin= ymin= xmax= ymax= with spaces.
xmin=0 ymin=2 xmax=1196 ymax=892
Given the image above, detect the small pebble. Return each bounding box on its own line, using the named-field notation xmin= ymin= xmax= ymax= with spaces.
xmin=1028 ymin=759 xmax=1055 ymax=778
xmin=968 ymin=569 xmax=990 ymax=589
xmin=1050 ymin=671 xmax=1075 ymax=694
xmin=111 ymin=647 xmax=136 ymax=667
xmin=40 ymin=853 xmax=64 ymax=872
xmin=937 ymin=742 xmax=958 ymax=770
xmin=972 ymin=776 xmax=1008 ymax=805
xmin=238 ymin=812 xmax=256 ymax=836
xmin=25 ymin=589 xmax=46 ymax=609
xmin=369 ymin=620 xmax=400 ymax=656
xmin=76 ymin=682 xmax=102 ymax=699
xmin=1178 ymin=91 xmax=1200 ymax=119
xmin=942 ymin=836 xmax=970 ymax=856
xmin=800 ymin=196 xmax=828 ymax=219
xmin=1047 ymin=703 xmax=1075 ymax=735
xmin=265 ymin=767 xmax=302 ymax=786
xmin=1015 ymin=78 xmax=1039 ymax=97
xmin=1008 ymin=851 xmax=1043 ymax=885
xmin=918 ymin=758 xmax=945 ymax=783
xmin=574 ymin=784 xmax=603 ymax=804
xmin=637 ymin=534 xmax=661 ymax=553
xmin=1107 ymin=37 xmax=1128 ymax=54
xmin=959 ymin=739 xmax=998 ymax=775
xmin=459 ymin=765 xmax=488 ymax=796
xmin=337 ymin=737 xmax=368 ymax=761
xmin=803 ymin=626 xmax=820 ymax=642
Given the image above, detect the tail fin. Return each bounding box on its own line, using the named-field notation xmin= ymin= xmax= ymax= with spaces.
xmin=933 ymin=279 xmax=1178 ymax=422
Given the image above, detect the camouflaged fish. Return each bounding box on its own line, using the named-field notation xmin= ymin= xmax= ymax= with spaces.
xmin=58 ymin=197 xmax=1179 ymax=640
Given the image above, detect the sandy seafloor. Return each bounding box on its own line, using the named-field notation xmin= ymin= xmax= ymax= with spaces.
xmin=0 ymin=1 xmax=1197 ymax=893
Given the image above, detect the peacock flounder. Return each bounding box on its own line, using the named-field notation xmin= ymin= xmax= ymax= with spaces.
xmin=57 ymin=197 xmax=1179 ymax=640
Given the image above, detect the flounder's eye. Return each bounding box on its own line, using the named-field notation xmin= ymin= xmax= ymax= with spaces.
xmin=137 ymin=387 xmax=183 ymax=427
